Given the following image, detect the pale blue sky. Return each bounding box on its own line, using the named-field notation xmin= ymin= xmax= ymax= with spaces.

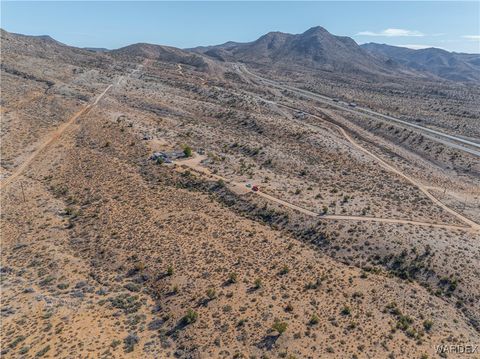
xmin=1 ymin=1 xmax=479 ymax=53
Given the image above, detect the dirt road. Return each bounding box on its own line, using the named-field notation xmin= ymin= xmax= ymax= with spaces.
xmin=175 ymin=155 xmax=475 ymax=232
xmin=237 ymin=63 xmax=480 ymax=156
xmin=230 ymin=67 xmax=479 ymax=232
xmin=279 ymin=103 xmax=480 ymax=231
xmin=0 ymin=83 xmax=114 ymax=190
xmin=1 ymin=62 xmax=146 ymax=191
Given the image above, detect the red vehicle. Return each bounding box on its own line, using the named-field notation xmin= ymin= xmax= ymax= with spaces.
xmin=252 ymin=185 xmax=259 ymax=192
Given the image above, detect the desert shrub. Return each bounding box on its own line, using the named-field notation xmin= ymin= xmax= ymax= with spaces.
xmin=124 ymin=283 xmax=140 ymax=292
xmin=123 ymin=333 xmax=139 ymax=353
xmin=9 ymin=335 xmax=25 ymax=349
xmin=385 ymin=302 xmax=401 ymax=316
xmin=305 ymin=278 xmax=321 ymax=290
xmin=228 ymin=272 xmax=238 ymax=284
xmin=341 ymin=306 xmax=351 ymax=316
xmin=35 ymin=345 xmax=50 ymax=357
xmin=397 ymin=315 xmax=414 ymax=331
xmin=183 ymin=309 xmax=198 ymax=325
xmin=254 ymin=278 xmax=262 ymax=289
xmin=109 ymin=294 xmax=141 ymax=313
xmin=423 ymin=320 xmax=433 ymax=331
xmin=439 ymin=277 xmax=457 ymax=292
xmin=183 ymin=145 xmax=193 ymax=157
xmin=206 ymin=288 xmax=216 ymax=300
xmin=110 ymin=339 xmax=121 ymax=348
xmin=272 ymin=320 xmax=287 ymax=335
xmin=347 ymin=322 xmax=357 ymax=330
xmin=309 ymin=314 xmax=320 ymax=325
xmin=167 ymin=266 xmax=174 ymax=276
xmin=279 ymin=265 xmax=289 ymax=275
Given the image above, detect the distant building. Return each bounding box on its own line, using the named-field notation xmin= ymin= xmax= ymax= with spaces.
xmin=150 ymin=150 xmax=185 ymax=163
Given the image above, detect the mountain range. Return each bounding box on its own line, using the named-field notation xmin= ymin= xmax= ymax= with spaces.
xmin=3 ymin=26 xmax=480 ymax=83
xmin=189 ymin=26 xmax=480 ymax=82
xmin=361 ymin=42 xmax=480 ymax=82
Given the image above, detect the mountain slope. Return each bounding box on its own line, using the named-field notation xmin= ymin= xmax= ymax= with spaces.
xmin=192 ymin=26 xmax=480 ymax=83
xmin=111 ymin=42 xmax=210 ymax=70
xmin=191 ymin=26 xmax=418 ymax=79
xmin=361 ymin=42 xmax=480 ymax=82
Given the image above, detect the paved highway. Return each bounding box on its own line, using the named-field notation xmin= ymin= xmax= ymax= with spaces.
xmin=237 ymin=64 xmax=480 ymax=157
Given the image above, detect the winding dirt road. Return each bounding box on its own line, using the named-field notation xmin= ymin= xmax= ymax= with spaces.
xmin=278 ymin=103 xmax=480 ymax=231
xmin=176 ymin=155 xmax=475 ymax=232
xmin=3 ymin=60 xmax=477 ymax=233
xmin=237 ymin=64 xmax=480 ymax=157
xmin=228 ymin=66 xmax=480 ymax=232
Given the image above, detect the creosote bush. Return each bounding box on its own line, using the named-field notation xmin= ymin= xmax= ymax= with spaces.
xmin=341 ymin=306 xmax=351 ymax=316
xmin=206 ymin=288 xmax=216 ymax=300
xmin=309 ymin=314 xmax=320 ymax=325
xmin=272 ymin=319 xmax=288 ymax=335
xmin=183 ymin=309 xmax=198 ymax=325
xmin=183 ymin=145 xmax=193 ymax=158
xmin=423 ymin=320 xmax=433 ymax=331
xmin=279 ymin=265 xmax=289 ymax=275
xmin=228 ymin=272 xmax=238 ymax=284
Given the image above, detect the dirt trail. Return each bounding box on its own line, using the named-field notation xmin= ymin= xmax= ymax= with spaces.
xmin=1 ymin=61 xmax=147 ymax=191
xmin=0 ymin=83 xmax=114 ymax=190
xmin=231 ymin=73 xmax=479 ymax=232
xmin=177 ymin=64 xmax=184 ymax=76
xmin=292 ymin=105 xmax=480 ymax=231
xmin=176 ymin=155 xmax=474 ymax=232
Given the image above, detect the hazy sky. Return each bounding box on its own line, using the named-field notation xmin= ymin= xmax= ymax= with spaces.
xmin=2 ymin=1 xmax=479 ymax=53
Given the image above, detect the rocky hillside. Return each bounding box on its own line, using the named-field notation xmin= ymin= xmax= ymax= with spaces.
xmin=191 ymin=26 xmax=422 ymax=79
xmin=111 ymin=43 xmax=210 ymax=70
xmin=361 ymin=42 xmax=480 ymax=82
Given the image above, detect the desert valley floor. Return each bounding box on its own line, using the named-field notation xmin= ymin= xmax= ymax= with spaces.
xmin=1 ymin=29 xmax=480 ymax=358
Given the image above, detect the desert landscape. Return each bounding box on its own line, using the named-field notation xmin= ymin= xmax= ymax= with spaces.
xmin=1 ymin=22 xmax=479 ymax=359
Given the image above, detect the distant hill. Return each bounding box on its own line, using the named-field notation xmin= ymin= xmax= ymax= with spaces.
xmin=190 ymin=26 xmax=422 ymax=79
xmin=111 ymin=43 xmax=210 ymax=70
xmin=191 ymin=26 xmax=480 ymax=83
xmin=361 ymin=43 xmax=480 ymax=82
xmin=4 ymin=27 xmax=479 ymax=83
xmin=0 ymin=29 xmax=110 ymax=69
